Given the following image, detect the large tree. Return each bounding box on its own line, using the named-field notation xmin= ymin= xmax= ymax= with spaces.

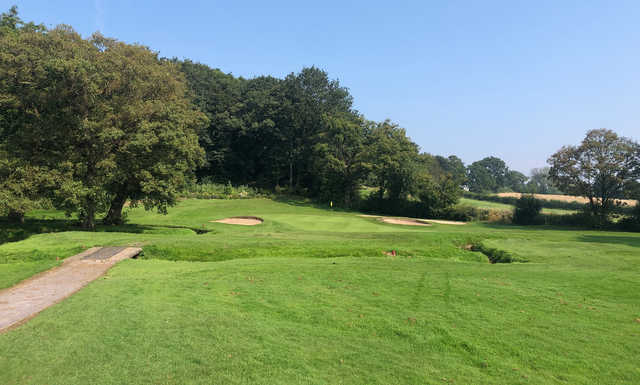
xmin=0 ymin=24 xmax=113 ymax=228
xmin=280 ymin=67 xmax=355 ymax=190
xmin=366 ymin=120 xmax=420 ymax=200
xmin=466 ymin=156 xmax=509 ymax=193
xmin=0 ymin=16 xmax=206 ymax=228
xmin=92 ymin=35 xmax=207 ymax=225
xmin=548 ymin=129 xmax=640 ymax=220
xmin=312 ymin=113 xmax=370 ymax=206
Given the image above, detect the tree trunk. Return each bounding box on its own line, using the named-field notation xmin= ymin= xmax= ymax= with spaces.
xmin=82 ymin=200 xmax=96 ymax=230
xmin=104 ymin=192 xmax=127 ymax=225
xmin=289 ymin=161 xmax=293 ymax=191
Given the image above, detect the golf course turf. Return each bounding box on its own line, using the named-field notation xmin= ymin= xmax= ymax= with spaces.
xmin=0 ymin=198 xmax=639 ymax=384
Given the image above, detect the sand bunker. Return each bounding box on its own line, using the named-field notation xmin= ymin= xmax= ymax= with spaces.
xmin=423 ymin=219 xmax=466 ymax=225
xmin=211 ymin=216 xmax=264 ymax=225
xmin=380 ymin=217 xmax=432 ymax=226
xmin=359 ymin=214 xmax=466 ymax=226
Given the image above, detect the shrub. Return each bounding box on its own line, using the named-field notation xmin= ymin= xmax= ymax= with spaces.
xmin=181 ymin=181 xmax=267 ymax=200
xmin=487 ymin=210 xmax=513 ymax=224
xmin=513 ymin=195 xmax=542 ymax=225
xmin=619 ymin=204 xmax=640 ymax=232
xmin=441 ymin=205 xmax=489 ymax=222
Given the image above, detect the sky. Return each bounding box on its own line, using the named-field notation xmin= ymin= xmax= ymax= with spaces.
xmin=4 ymin=0 xmax=640 ymax=173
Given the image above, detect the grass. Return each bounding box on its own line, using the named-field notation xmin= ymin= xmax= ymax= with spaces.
xmin=1 ymin=198 xmax=639 ymax=384
xmin=458 ymin=197 xmax=576 ymax=215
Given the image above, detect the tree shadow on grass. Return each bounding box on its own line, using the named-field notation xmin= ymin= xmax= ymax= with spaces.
xmin=271 ymin=195 xmax=355 ymax=213
xmin=0 ymin=218 xmax=212 ymax=246
xmin=577 ymin=235 xmax=640 ymax=248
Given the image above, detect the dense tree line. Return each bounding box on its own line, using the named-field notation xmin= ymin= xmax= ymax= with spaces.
xmin=0 ymin=7 xmax=470 ymax=225
xmin=177 ymin=59 xmax=476 ymax=213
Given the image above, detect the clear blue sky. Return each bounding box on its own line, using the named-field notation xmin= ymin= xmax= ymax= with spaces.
xmin=4 ymin=0 xmax=640 ymax=173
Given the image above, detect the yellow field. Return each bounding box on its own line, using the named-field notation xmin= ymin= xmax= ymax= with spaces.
xmin=496 ymin=192 xmax=637 ymax=206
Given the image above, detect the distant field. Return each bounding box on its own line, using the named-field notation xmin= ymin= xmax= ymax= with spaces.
xmin=496 ymin=192 xmax=638 ymax=207
xmin=458 ymin=198 xmax=576 ymax=215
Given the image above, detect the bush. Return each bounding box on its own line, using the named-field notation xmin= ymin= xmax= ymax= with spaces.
xmin=619 ymin=204 xmax=640 ymax=232
xmin=513 ymin=195 xmax=542 ymax=225
xmin=181 ymin=181 xmax=267 ymax=200
xmin=441 ymin=205 xmax=489 ymax=222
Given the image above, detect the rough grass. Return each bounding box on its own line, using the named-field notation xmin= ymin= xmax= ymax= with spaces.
xmin=1 ymin=198 xmax=639 ymax=384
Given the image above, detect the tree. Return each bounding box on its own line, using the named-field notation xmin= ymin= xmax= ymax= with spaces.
xmin=415 ymin=173 xmax=462 ymax=216
xmin=366 ymin=120 xmax=420 ymax=200
xmin=513 ymin=194 xmax=542 ymax=225
xmin=311 ymin=113 xmax=370 ymax=206
xmin=548 ymin=129 xmax=640 ymax=221
xmin=466 ymin=157 xmax=509 ymax=193
xmin=526 ymin=167 xmax=561 ymax=194
xmin=0 ymin=6 xmax=44 ymax=37
xmin=505 ymin=170 xmax=528 ymax=192
xmin=92 ymin=35 xmax=207 ymax=225
xmin=178 ymin=60 xmax=247 ymax=182
xmin=0 ymin=153 xmax=50 ymax=222
xmin=0 ymin=24 xmax=113 ymax=228
xmin=0 ymin=18 xmax=206 ymax=228
xmin=280 ymin=67 xmax=354 ymax=191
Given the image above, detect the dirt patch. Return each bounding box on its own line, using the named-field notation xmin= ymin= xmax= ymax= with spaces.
xmin=0 ymin=247 xmax=141 ymax=333
xmin=211 ymin=216 xmax=264 ymax=226
xmin=380 ymin=217 xmax=431 ymax=226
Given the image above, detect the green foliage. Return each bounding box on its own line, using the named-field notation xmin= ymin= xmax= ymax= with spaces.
xmin=442 ymin=205 xmax=490 ymax=222
xmin=415 ymin=174 xmax=462 ymax=216
xmin=470 ymin=242 xmax=522 ymax=263
xmin=311 ymin=114 xmax=370 ymax=206
xmin=466 ymin=156 xmax=510 ymax=193
xmin=512 ymin=194 xmax=542 ymax=225
xmin=526 ymin=167 xmax=562 ymax=194
xmin=0 ymin=11 xmax=206 ymax=228
xmin=366 ymin=120 xmax=420 ymax=200
xmin=505 ymin=170 xmax=528 ymax=192
xmin=92 ymin=36 xmax=207 ymax=225
xmin=181 ymin=181 xmax=265 ymax=200
xmin=466 ymin=156 xmax=531 ymax=193
xmin=619 ymin=203 xmax=640 ymax=232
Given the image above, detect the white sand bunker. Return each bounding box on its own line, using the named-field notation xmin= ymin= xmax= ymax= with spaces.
xmin=380 ymin=217 xmax=432 ymax=226
xmin=359 ymin=214 xmax=466 ymax=226
xmin=211 ymin=216 xmax=264 ymax=226
xmin=422 ymin=219 xmax=466 ymax=225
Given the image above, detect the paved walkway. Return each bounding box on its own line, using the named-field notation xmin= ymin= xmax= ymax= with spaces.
xmin=0 ymin=247 xmax=141 ymax=333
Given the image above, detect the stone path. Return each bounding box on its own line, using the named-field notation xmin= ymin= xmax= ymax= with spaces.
xmin=0 ymin=247 xmax=141 ymax=333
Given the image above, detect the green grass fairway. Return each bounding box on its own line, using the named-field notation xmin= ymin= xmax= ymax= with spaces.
xmin=458 ymin=197 xmax=576 ymax=215
xmin=1 ymin=199 xmax=639 ymax=384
